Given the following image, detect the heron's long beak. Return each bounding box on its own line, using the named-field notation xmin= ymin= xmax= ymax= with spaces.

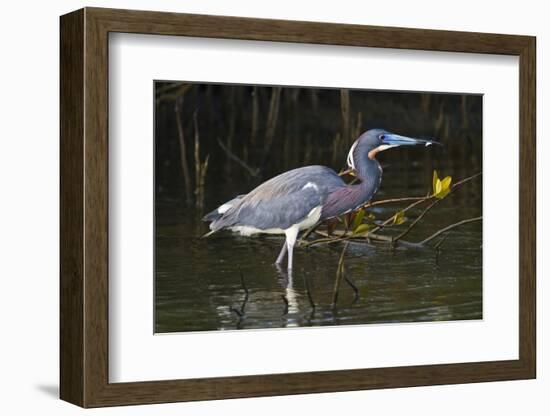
xmin=382 ymin=134 xmax=440 ymax=147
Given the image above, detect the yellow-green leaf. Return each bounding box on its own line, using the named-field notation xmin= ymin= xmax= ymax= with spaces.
xmin=441 ymin=176 xmax=452 ymax=191
xmin=435 ymin=188 xmax=450 ymax=199
xmin=434 ymin=175 xmax=452 ymax=199
xmin=353 ymin=223 xmax=371 ymax=235
xmin=432 ymin=170 xmax=439 ymax=195
xmin=432 ymin=170 xmax=453 ymax=199
xmin=392 ymin=210 xmax=406 ymax=225
xmin=435 ymin=178 xmax=442 ymax=195
xmin=352 ymin=209 xmax=366 ymax=231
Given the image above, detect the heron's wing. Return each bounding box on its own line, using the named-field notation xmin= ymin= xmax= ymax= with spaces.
xmin=210 ymin=165 xmax=345 ymax=231
xmin=202 ymin=195 xmax=245 ymax=222
xmin=320 ymin=186 xmax=363 ymax=220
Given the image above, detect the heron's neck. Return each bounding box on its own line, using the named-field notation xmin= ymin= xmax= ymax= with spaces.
xmin=353 ymin=155 xmax=382 ymax=201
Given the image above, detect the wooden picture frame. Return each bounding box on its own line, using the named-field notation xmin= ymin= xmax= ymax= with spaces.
xmin=60 ymin=7 xmax=536 ymax=408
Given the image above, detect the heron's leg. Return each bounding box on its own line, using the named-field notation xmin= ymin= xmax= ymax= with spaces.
xmin=275 ymin=243 xmax=287 ymax=265
xmin=284 ymin=226 xmax=300 ymax=270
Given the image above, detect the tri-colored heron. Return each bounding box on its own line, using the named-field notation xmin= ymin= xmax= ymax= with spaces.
xmin=203 ymin=129 xmax=437 ymax=270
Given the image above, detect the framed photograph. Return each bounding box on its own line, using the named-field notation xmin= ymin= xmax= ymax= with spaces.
xmin=60 ymin=7 xmax=536 ymax=407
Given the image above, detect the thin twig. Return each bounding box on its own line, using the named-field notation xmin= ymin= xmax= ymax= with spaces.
xmin=239 ymin=269 xmax=249 ymax=298
xmin=331 ymin=242 xmax=349 ymax=309
xmin=434 ymin=232 xmax=451 ymax=266
xmin=368 ymin=198 xmax=430 ymax=235
xmin=229 ymin=307 xmax=243 ymax=318
xmin=304 ymin=235 xmax=347 ymax=247
xmin=174 ymin=99 xmax=193 ymax=206
xmin=302 ymin=273 xmax=316 ymax=311
xmin=306 ymin=229 xmax=392 ymax=246
xmin=434 ymin=232 xmax=451 ymax=251
xmin=344 ymin=274 xmax=359 ymax=302
xmin=394 ymin=198 xmax=441 ymax=242
xmin=217 ymin=138 xmax=260 ymax=177
xmin=365 ymin=196 xmax=427 ymax=208
xmin=230 ymin=269 xmax=250 ymax=321
xmin=418 ymin=216 xmax=482 ymax=245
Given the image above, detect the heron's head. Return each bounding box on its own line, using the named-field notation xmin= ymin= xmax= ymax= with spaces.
xmin=347 ymin=129 xmax=439 ymax=169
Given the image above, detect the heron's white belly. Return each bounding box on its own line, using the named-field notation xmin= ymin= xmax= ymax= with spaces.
xmin=297 ymin=205 xmax=322 ymax=230
xmin=230 ymin=205 xmax=322 ymax=236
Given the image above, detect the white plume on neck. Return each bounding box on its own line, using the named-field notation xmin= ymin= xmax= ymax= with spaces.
xmin=346 ymin=140 xmax=359 ymax=170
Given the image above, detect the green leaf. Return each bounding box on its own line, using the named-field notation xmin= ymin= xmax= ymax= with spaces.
xmin=392 ymin=210 xmax=406 ymax=225
xmin=353 ymin=223 xmax=372 ymax=235
xmin=352 ymin=209 xmax=366 ymax=231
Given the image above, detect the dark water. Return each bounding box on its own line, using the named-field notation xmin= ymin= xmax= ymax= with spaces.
xmin=155 ymin=164 xmax=482 ymax=333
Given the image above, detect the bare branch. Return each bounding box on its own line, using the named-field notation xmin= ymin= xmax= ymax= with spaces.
xmin=217 ymin=138 xmax=260 ymax=178
xmin=393 ymin=198 xmax=441 ymax=242
xmin=365 ymin=196 xmax=427 ymax=208
xmin=418 ymin=216 xmax=482 ymax=245
xmin=174 ymin=99 xmax=193 ymax=206
xmin=331 ymin=242 xmax=349 ymax=309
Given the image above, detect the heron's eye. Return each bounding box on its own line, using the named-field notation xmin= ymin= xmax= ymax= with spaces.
xmin=379 ymin=134 xmax=386 ymax=141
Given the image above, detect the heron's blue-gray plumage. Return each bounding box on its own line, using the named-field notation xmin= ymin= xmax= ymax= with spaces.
xmin=202 ymin=194 xmax=245 ymax=222
xmin=209 ymin=165 xmax=345 ymax=233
